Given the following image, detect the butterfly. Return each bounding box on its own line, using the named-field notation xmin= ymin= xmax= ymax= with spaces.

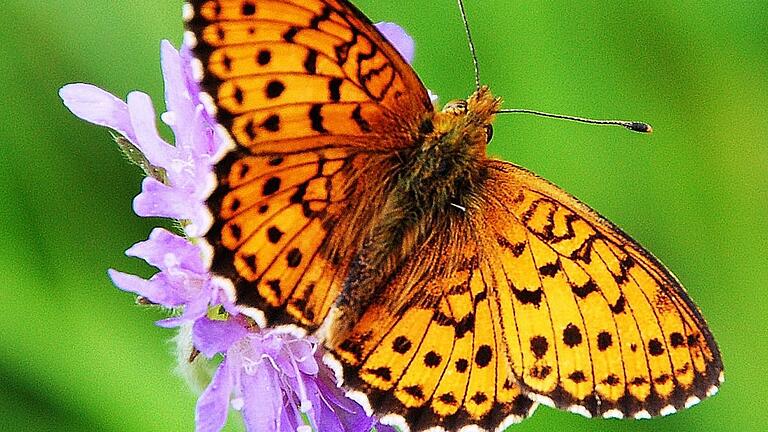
xmin=184 ymin=0 xmax=723 ymax=430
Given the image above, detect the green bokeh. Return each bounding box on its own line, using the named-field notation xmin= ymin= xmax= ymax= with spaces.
xmin=0 ymin=1 xmax=765 ymax=431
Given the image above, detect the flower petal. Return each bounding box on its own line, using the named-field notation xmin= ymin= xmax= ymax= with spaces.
xmin=195 ymin=358 xmax=234 ymax=432
xmin=107 ymin=269 xmax=173 ymax=305
xmin=126 ymin=91 xmax=173 ymax=168
xmin=375 ymin=22 xmax=415 ymax=64
xmin=59 ymin=84 xmax=138 ymax=143
xmin=125 ymin=228 xmax=206 ymax=274
xmin=240 ymin=362 xmax=285 ymax=431
xmin=315 ymin=371 xmax=377 ymax=432
xmin=179 ymin=44 xmax=206 ymax=107
xmin=184 ymin=201 xmax=215 ymax=238
xmin=193 ymin=317 xmax=249 ymax=357
xmin=285 ymin=338 xmax=319 ymax=376
xmin=156 ymin=293 xmax=209 ymax=328
xmin=133 ymin=176 xmax=195 ymax=220
xmin=160 ymin=40 xmax=195 ymax=135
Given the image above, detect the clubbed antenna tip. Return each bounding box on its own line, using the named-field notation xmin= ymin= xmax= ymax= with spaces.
xmin=497 ymin=108 xmax=654 ymax=134
xmin=627 ymin=122 xmax=653 ymax=134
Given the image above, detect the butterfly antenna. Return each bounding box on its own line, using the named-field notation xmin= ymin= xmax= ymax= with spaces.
xmin=457 ymin=0 xmax=481 ymax=91
xmin=497 ymin=108 xmax=653 ymax=133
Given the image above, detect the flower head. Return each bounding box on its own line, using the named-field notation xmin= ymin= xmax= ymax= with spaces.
xmin=107 ymin=228 xmax=235 ymax=327
xmin=60 ymin=41 xmax=224 ymax=237
xmin=60 ymin=21 xmax=419 ymax=432
xmin=193 ymin=318 xmax=393 ymax=432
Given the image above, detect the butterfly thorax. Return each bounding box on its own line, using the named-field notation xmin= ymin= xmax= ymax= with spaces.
xmin=399 ymin=87 xmax=501 ymax=213
xmin=331 ymin=88 xmax=502 ymax=336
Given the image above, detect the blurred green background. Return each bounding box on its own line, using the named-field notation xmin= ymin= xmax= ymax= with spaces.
xmin=1 ymin=0 xmax=765 ymax=431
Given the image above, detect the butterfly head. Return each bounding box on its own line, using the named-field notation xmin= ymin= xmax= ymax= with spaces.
xmin=438 ymin=86 xmax=501 ymax=149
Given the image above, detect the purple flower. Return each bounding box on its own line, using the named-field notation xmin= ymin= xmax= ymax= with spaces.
xmin=376 ymin=22 xmax=415 ymax=64
xmin=60 ymin=40 xmax=225 ymax=238
xmin=107 ymin=228 xmax=235 ymax=327
xmin=61 ymin=22 xmax=419 ymax=432
xmin=193 ymin=318 xmax=394 ymax=432
xmin=375 ymin=22 xmax=438 ymax=104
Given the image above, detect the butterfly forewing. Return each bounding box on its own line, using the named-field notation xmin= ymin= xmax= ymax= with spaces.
xmin=186 ymin=0 xmax=432 ymax=154
xmin=479 ymin=160 xmax=723 ymax=418
xmin=186 ymin=0 xmax=433 ymax=328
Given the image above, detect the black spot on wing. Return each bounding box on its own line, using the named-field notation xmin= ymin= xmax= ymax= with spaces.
xmin=229 ymin=223 xmax=242 ymax=241
xmin=530 ymin=365 xmax=552 ymax=379
xmin=648 ymin=338 xmax=665 ymax=356
xmin=497 ymin=235 xmax=526 ymax=257
xmin=263 ymin=177 xmax=281 ymax=196
xmin=530 ymin=335 xmax=549 ymax=358
xmin=424 ymin=351 xmax=442 ymax=368
xmin=610 ymin=294 xmax=627 ymax=314
xmin=261 ymin=114 xmax=280 ymax=132
xmin=366 ymin=366 xmax=392 ymax=381
xmin=282 ymin=26 xmax=299 ymax=42
xmin=597 ymin=331 xmax=613 ymax=351
xmin=512 ymin=286 xmax=543 ymax=307
xmin=402 ymin=385 xmax=425 ymax=400
xmin=392 ymin=335 xmax=412 ymax=354
xmin=351 ymin=104 xmax=372 ymax=132
xmin=286 ymin=248 xmax=303 ymax=268
xmin=562 ymin=323 xmax=583 ymax=347
xmin=454 ymin=312 xmax=474 ymax=338
xmin=475 ymin=345 xmax=492 ymax=368
xmin=265 ymin=279 xmax=281 ymax=298
xmin=568 ymin=370 xmax=587 ymax=383
xmin=304 ymin=49 xmax=318 ymax=74
xmin=257 ymin=49 xmax=271 ymax=66
xmin=670 ymin=332 xmax=686 ymax=348
xmin=241 ymin=2 xmax=256 ymax=16
xmin=309 ymin=104 xmax=328 ymax=133
xmin=328 ymin=77 xmax=343 ymax=102
xmin=538 ymin=260 xmax=561 ymax=277
xmin=267 ymin=226 xmax=283 ymax=244
xmin=572 ymin=279 xmax=598 ymax=298
xmin=470 ymin=391 xmax=488 ymax=405
xmin=266 ymin=80 xmax=285 ymax=99
xmin=242 ymin=254 xmax=257 ymax=273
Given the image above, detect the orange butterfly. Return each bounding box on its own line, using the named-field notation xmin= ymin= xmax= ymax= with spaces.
xmin=184 ymin=1 xmax=723 ymax=430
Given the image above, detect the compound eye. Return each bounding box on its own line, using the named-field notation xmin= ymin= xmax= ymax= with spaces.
xmin=485 ymin=125 xmax=494 ymax=143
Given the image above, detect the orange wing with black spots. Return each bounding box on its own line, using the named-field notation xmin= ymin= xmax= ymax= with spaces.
xmin=330 ymin=157 xmax=722 ymax=430
xmin=186 ymin=0 xmax=431 ymax=154
xmin=185 ymin=1 xmax=722 ymax=429
xmin=185 ymin=0 xmax=433 ymax=328
xmin=206 ymin=149 xmax=363 ymax=326
xmin=332 ymin=219 xmax=537 ymax=431
xmin=476 ymin=160 xmax=723 ymax=419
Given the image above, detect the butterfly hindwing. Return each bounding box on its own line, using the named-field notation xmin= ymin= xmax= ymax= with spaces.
xmin=332 ymin=219 xmax=537 ymax=431
xmin=479 ymin=160 xmax=723 ymax=418
xmin=330 ymin=156 xmax=722 ymax=429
